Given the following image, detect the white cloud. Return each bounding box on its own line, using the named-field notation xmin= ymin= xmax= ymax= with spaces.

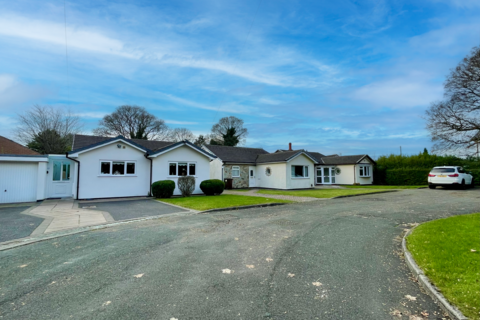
xmin=0 ymin=74 xmax=50 ymax=110
xmin=351 ymin=75 xmax=443 ymax=109
xmin=74 ymin=112 xmax=108 ymax=119
xmin=165 ymin=120 xmax=198 ymax=125
xmin=0 ymin=15 xmax=141 ymax=59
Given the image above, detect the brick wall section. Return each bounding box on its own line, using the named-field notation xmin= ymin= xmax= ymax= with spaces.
xmin=0 ymin=136 xmax=40 ymax=155
xmin=223 ymin=165 xmax=249 ymax=188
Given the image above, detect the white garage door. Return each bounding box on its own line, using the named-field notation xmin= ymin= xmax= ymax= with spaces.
xmin=0 ymin=162 xmax=38 ymax=204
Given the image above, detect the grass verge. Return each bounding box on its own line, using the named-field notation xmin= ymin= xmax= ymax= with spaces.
xmin=407 ymin=213 xmax=480 ymax=319
xmin=344 ymin=185 xmax=427 ymax=189
xmin=256 ymin=188 xmax=390 ymax=198
xmin=158 ymin=194 xmax=293 ymax=211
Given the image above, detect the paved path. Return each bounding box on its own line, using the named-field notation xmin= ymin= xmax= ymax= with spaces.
xmin=1 ymin=188 xmax=479 ymax=319
xmin=225 ymin=188 xmax=321 ymax=202
xmin=29 ymin=200 xmax=110 ymax=234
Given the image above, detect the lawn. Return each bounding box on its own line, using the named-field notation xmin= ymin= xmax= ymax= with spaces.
xmin=256 ymin=188 xmax=390 ymax=198
xmin=407 ymin=213 xmax=480 ymax=320
xmin=158 ymin=194 xmax=293 ymax=211
xmin=344 ymin=185 xmax=427 ymax=189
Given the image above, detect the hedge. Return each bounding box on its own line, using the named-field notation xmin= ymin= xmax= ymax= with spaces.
xmin=152 ymin=180 xmax=176 ymax=198
xmin=374 ymin=168 xmax=480 ymax=186
xmin=200 ymin=179 xmax=225 ymax=196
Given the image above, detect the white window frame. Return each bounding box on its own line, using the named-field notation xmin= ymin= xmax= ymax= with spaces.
xmin=232 ymin=166 xmax=240 ymax=178
xmin=291 ymin=165 xmax=309 ymax=178
xmin=53 ymin=160 xmax=71 ymax=182
xmin=359 ymin=165 xmax=371 ymax=177
xmin=168 ymin=161 xmax=197 ymax=177
xmin=99 ymin=160 xmax=136 ymax=176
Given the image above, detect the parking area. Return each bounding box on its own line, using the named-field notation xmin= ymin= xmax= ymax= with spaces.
xmin=79 ymin=199 xmax=188 ymax=221
xmin=0 ymin=206 xmax=43 ymax=242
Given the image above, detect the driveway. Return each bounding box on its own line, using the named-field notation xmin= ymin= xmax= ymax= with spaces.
xmin=79 ymin=199 xmax=188 ymax=221
xmin=0 ymin=206 xmax=43 ymax=242
xmin=1 ymin=188 xmax=479 ymax=320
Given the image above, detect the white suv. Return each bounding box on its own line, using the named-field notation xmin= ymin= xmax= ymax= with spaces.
xmin=428 ymin=166 xmax=474 ymax=189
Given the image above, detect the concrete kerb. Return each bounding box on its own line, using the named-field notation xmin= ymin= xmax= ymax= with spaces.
xmin=332 ymin=190 xmax=398 ymax=199
xmin=402 ymin=227 xmax=468 ymax=320
xmin=0 ymin=210 xmax=195 ymax=252
xmin=198 ymin=202 xmax=289 ymax=214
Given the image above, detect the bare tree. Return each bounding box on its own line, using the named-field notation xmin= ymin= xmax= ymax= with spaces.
xmin=15 ymin=105 xmax=83 ymax=154
xmin=93 ymin=105 xmax=170 ymax=140
xmin=210 ymin=116 xmax=248 ymax=146
xmin=426 ymin=45 xmax=480 ymax=155
xmin=170 ymin=128 xmax=196 ymax=142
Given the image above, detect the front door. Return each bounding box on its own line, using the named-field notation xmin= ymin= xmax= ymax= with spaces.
xmin=316 ymin=167 xmax=336 ymax=184
xmin=47 ymin=157 xmax=74 ymax=198
xmin=249 ymin=166 xmax=256 ymax=188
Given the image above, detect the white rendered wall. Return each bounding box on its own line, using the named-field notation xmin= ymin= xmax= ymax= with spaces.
xmin=75 ymin=142 xmax=151 ymax=199
xmin=209 ymin=158 xmax=223 ymax=179
xmin=36 ymin=162 xmax=47 ymax=200
xmin=286 ymin=154 xmax=315 ymax=189
xmin=256 ymin=163 xmax=287 ymax=189
xmin=332 ymin=165 xmax=355 ymax=185
xmin=152 ymin=145 xmax=211 ymax=196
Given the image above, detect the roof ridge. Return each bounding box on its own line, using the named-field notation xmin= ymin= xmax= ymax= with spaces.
xmin=206 ymin=144 xmax=267 ymax=151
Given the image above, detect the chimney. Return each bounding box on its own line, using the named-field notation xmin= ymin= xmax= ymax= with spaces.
xmin=289 ymin=142 xmax=292 ymax=151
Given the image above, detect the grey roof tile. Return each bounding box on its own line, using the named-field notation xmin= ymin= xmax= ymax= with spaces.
xmin=72 ymin=134 xmax=173 ymax=152
xmin=204 ymin=145 xmax=269 ymax=163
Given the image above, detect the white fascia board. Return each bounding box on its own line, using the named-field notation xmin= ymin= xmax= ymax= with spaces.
xmin=0 ymin=156 xmax=48 ymax=162
xmin=73 ymin=139 xmax=147 ymax=156
xmin=286 ymin=152 xmax=318 ymax=164
xmin=149 ymin=143 xmax=216 ymax=160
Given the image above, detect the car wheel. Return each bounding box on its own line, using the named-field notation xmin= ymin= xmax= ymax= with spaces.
xmin=428 ymin=185 xmax=436 ymax=189
xmin=470 ymin=178 xmax=475 ymax=189
xmin=461 ymin=179 xmax=466 ymax=190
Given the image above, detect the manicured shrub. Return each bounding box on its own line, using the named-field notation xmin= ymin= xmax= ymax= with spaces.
xmin=385 ymin=168 xmax=430 ymax=185
xmin=178 ymin=176 xmax=196 ymax=197
xmin=152 ymin=180 xmax=175 ymax=198
xmin=200 ymin=179 xmax=225 ymax=196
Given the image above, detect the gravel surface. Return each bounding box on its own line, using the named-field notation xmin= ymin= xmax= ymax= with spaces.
xmin=0 ymin=188 xmax=478 ymax=320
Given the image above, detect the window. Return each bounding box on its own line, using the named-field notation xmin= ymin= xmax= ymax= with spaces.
xmin=53 ymin=161 xmax=70 ymax=181
xmin=189 ymin=163 xmax=196 ymax=176
xmin=112 ymin=162 xmax=125 ymax=175
xmin=232 ymin=166 xmax=240 ymax=177
xmin=62 ymin=163 xmax=70 ymax=181
xmin=127 ymin=163 xmax=135 ymax=174
xmin=100 ymin=161 xmax=136 ymax=176
xmin=169 ymin=163 xmax=177 ymax=176
xmin=359 ymin=165 xmax=371 ymax=177
xmin=265 ymin=167 xmax=271 ymax=176
xmin=431 ymin=168 xmax=455 ymax=173
xmin=291 ymin=165 xmax=309 ymax=178
xmin=458 ymin=167 xmax=465 ymax=173
xmin=168 ymin=162 xmax=197 ymax=176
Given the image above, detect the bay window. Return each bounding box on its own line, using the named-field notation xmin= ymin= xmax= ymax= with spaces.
xmin=359 ymin=165 xmax=371 ymax=177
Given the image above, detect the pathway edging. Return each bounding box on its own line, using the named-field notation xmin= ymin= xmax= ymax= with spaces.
xmin=199 ymin=202 xmax=288 ymax=214
xmin=332 ymin=190 xmax=398 ymax=199
xmin=402 ymin=227 xmax=468 ymax=320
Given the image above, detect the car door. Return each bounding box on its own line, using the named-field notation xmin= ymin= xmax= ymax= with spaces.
xmin=458 ymin=167 xmax=472 ymax=184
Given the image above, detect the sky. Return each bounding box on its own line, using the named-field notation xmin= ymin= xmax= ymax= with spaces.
xmin=1 ymin=0 xmax=479 ymax=157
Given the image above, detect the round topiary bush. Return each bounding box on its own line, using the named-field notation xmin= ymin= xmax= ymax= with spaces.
xmin=200 ymin=179 xmax=225 ymax=196
xmin=152 ymin=180 xmax=175 ymax=198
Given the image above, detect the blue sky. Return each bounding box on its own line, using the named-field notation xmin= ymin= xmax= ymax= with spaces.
xmin=1 ymin=0 xmax=479 ymax=156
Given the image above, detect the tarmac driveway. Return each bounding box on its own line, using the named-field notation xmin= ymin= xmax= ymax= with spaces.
xmin=1 ymin=188 xmax=479 ymax=320
xmin=80 ymin=199 xmax=187 ymax=221
xmin=0 ymin=206 xmax=43 ymax=242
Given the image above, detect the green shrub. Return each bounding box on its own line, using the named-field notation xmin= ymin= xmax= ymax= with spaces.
xmin=178 ymin=176 xmax=195 ymax=197
xmin=385 ymin=168 xmax=430 ymax=185
xmin=152 ymin=180 xmax=175 ymax=198
xmin=200 ymin=179 xmax=225 ymax=196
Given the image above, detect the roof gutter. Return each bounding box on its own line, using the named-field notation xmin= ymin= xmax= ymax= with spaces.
xmin=65 ymin=153 xmax=80 ymax=200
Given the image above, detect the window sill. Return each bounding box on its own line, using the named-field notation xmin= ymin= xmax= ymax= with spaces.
xmin=359 ymin=176 xmax=371 ymax=178
xmin=291 ymin=177 xmax=310 ymax=179
xmin=98 ymin=175 xmax=137 ymax=177
xmin=167 ymin=176 xmax=198 ymax=178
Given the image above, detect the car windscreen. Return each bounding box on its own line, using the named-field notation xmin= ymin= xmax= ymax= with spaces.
xmin=431 ymin=168 xmax=455 ymax=173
